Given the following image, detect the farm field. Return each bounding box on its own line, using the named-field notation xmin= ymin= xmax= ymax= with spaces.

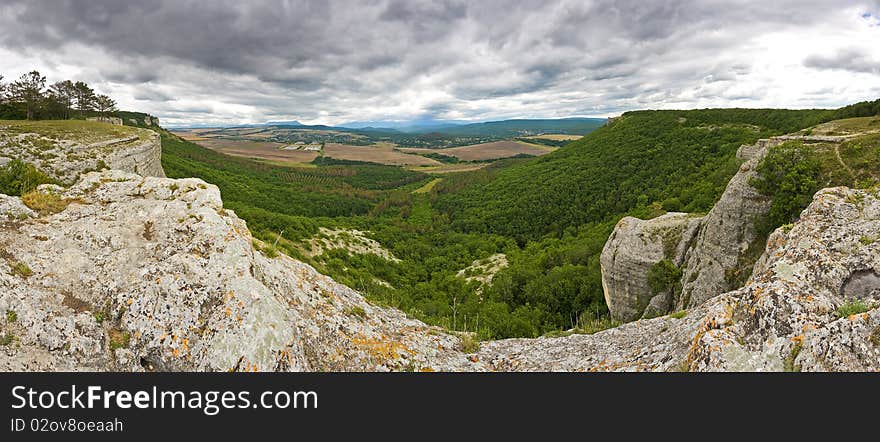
xmin=405 ymin=163 xmax=491 ymax=174
xmin=399 ymin=140 xmax=555 ymax=161
xmin=521 ymin=134 xmax=583 ymax=141
xmin=323 ymin=142 xmax=441 ymax=166
xmin=177 ymin=136 xmax=321 ymax=163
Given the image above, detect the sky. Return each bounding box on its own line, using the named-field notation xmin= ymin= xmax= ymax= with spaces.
xmin=1 ymin=0 xmax=879 ymax=127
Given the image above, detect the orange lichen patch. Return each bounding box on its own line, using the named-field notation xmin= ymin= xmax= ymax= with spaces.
xmin=352 ymin=335 xmax=414 ymax=362
xmin=420 ymin=367 xmax=435 ymax=372
xmin=849 ymin=312 xmax=870 ymax=321
xmin=791 ymin=334 xmax=805 ymax=345
xmin=172 ymin=348 xmax=180 ymax=358
xmin=127 ymin=299 xmax=134 ymax=306
xmin=182 ymin=339 xmax=190 ymax=351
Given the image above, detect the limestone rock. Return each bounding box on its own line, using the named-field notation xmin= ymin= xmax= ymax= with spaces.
xmin=0 ymin=170 xmax=467 ymax=372
xmin=86 ymin=117 xmax=124 ymax=126
xmin=600 ymin=212 xmax=701 ymax=321
xmin=676 ymin=138 xmax=781 ymax=309
xmin=0 ymin=195 xmax=35 ymax=221
xmin=0 ymin=122 xmax=164 ymax=184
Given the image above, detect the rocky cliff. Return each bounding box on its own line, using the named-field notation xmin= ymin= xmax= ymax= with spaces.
xmin=602 ymin=133 xmax=870 ymax=320
xmin=0 ymin=120 xmax=164 ymax=184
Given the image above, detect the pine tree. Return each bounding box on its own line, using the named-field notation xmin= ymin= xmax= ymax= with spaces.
xmin=9 ymin=71 xmax=47 ymax=120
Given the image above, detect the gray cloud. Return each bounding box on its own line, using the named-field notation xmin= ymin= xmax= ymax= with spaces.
xmin=0 ymin=0 xmax=877 ymax=125
xmin=804 ymin=48 xmax=880 ymax=74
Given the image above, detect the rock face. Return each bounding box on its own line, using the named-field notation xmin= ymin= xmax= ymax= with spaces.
xmin=600 ymin=213 xmax=701 ymax=321
xmin=0 ymin=170 xmax=877 ymax=371
xmin=0 ymin=121 xmax=164 ymax=184
xmin=676 ymin=138 xmax=782 ymax=309
xmin=0 ymin=171 xmax=468 ymax=372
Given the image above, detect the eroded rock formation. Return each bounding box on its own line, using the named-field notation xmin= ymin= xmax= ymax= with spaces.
xmin=600 ymin=212 xmax=701 ymax=321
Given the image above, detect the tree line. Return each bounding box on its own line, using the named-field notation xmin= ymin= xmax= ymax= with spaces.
xmin=0 ymin=70 xmax=116 ymax=120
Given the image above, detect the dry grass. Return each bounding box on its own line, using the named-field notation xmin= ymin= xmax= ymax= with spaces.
xmin=21 ymin=191 xmax=74 ymax=215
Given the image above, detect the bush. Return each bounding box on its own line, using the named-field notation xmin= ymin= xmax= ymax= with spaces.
xmin=648 ymin=259 xmax=682 ymax=295
xmin=0 ymin=159 xmax=55 ymax=196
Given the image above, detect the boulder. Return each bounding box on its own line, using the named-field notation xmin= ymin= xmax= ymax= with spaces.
xmin=600 ymin=212 xmax=702 ymax=322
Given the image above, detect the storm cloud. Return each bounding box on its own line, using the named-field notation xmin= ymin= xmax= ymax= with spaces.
xmin=0 ymin=0 xmax=878 ymax=126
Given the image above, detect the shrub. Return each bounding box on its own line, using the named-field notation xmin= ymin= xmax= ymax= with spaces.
xmin=459 ymin=334 xmax=481 ymax=353
xmin=648 ymin=259 xmax=682 ymax=295
xmin=0 ymin=159 xmax=55 ymax=196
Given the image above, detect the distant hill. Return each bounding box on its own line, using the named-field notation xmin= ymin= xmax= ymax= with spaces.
xmin=434 ymin=102 xmax=880 ymax=242
xmin=422 ymin=118 xmax=607 ymax=137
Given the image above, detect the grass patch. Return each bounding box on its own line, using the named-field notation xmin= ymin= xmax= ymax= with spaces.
xmin=5 ymin=310 xmax=17 ymax=322
xmin=21 ymin=191 xmax=73 ymax=215
xmin=10 ymin=262 xmax=32 ymax=278
xmin=835 ymin=299 xmax=871 ymax=318
xmin=459 ymin=334 xmax=481 ymax=353
xmin=668 ymin=310 xmax=687 ymax=319
xmin=345 ymin=305 xmax=367 ymax=320
xmin=108 ymin=328 xmax=131 ymax=350
xmin=0 ymin=333 xmax=14 ymax=346
xmin=784 ymin=342 xmax=803 ymax=372
xmin=574 ymin=312 xmax=620 ymax=335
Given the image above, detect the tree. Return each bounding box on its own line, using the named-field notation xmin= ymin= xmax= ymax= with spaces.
xmin=9 ymin=71 xmax=47 ymax=120
xmin=49 ymin=80 xmax=76 ymax=119
xmin=95 ymin=94 xmax=117 ymax=117
xmin=0 ymin=75 xmax=6 ymax=104
xmin=73 ymin=81 xmax=96 ymax=115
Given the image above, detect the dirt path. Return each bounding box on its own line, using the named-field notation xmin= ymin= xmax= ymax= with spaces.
xmin=833 ymin=143 xmax=857 ymax=187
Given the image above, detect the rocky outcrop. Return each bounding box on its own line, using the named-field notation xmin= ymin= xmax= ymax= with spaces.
xmin=86 ymin=117 xmax=123 ymax=126
xmin=0 ymin=171 xmax=468 ymax=372
xmin=676 ymin=138 xmax=782 ymax=309
xmin=0 ymin=170 xmax=877 ymax=371
xmin=600 ymin=213 xmax=701 ymax=321
xmin=0 ymin=121 xmax=164 ymax=184
xmin=466 ymin=186 xmax=880 ymax=371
